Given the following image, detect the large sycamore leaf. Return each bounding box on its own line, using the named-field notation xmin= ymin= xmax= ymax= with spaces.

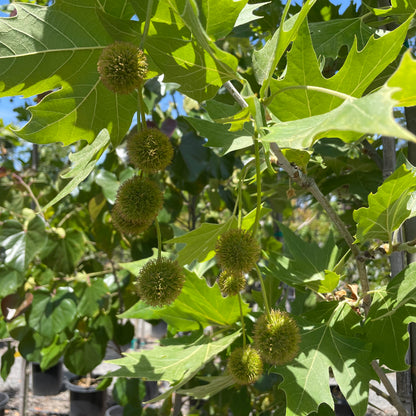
xmin=0 ymin=1 xmax=136 ymax=146
xmin=252 ymin=0 xmax=317 ymax=96
xmin=42 ymin=129 xmax=110 ymax=211
xmin=372 ymin=0 xmax=416 ymax=20
xmin=364 ymin=263 xmax=416 ymax=370
xmin=268 ymin=18 xmax=410 ymax=121
xmin=264 ymin=223 xmax=341 ymax=293
xmin=120 ymin=269 xmax=249 ymax=332
xmin=134 ymin=0 xmax=238 ymax=102
xmin=274 ymin=303 xmax=373 ymax=416
xmin=106 ymin=331 xmax=241 ymax=403
xmin=261 ymin=85 xmax=416 ymax=150
xmin=0 ymin=216 xmax=47 ymax=273
xmin=353 ymin=164 xmax=416 ymax=245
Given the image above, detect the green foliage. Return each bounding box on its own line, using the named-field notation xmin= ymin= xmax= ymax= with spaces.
xmin=1 ymin=1 xmax=416 ymax=414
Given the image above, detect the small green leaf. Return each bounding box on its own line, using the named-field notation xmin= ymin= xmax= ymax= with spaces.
xmin=42 ymin=129 xmax=110 ymax=211
xmin=0 ymin=266 xmax=25 ymax=297
xmin=0 ymin=216 xmax=47 ymax=272
xmin=167 ymin=216 xmax=237 ymax=266
xmin=1 ymin=345 xmax=15 ymax=381
xmin=41 ymin=228 xmax=85 ymax=274
xmin=28 ymin=288 xmax=77 ymax=338
xmin=74 ymin=279 xmax=110 ymax=317
xmin=106 ymin=331 xmax=241 ymax=402
xmin=120 ymin=269 xmax=249 ymax=332
xmin=40 ymin=335 xmax=68 ymax=370
xmin=353 ymin=164 xmax=416 ymax=245
xmin=64 ymin=331 xmax=107 ymax=375
xmin=234 ymin=2 xmax=270 ymax=27
xmin=185 ymin=116 xmax=254 ymax=155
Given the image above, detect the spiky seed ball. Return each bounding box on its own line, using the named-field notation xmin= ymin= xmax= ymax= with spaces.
xmin=228 ymin=346 xmax=263 ymax=385
xmin=111 ymin=203 xmax=152 ymax=235
xmin=115 ymin=176 xmax=163 ymax=223
xmin=127 ymin=128 xmax=174 ymax=172
xmin=215 ymin=229 xmax=261 ymax=275
xmin=217 ymin=271 xmax=246 ymax=297
xmin=136 ymin=258 xmax=185 ymax=307
xmin=97 ymin=41 xmax=148 ymax=94
xmin=253 ymin=310 xmax=301 ymax=366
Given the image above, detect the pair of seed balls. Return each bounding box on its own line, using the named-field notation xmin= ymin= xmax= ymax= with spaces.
xmin=111 ymin=128 xmax=173 ymax=236
xmin=215 ymin=228 xmax=261 ymax=297
xmin=228 ymin=310 xmax=301 ymax=385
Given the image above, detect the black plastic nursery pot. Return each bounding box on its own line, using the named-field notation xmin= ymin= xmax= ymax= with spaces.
xmin=0 ymin=392 xmax=9 ymax=416
xmin=105 ymin=404 xmax=123 ymax=416
xmin=65 ymin=377 xmax=107 ymax=416
xmin=330 ymin=384 xmax=354 ymax=416
xmin=32 ymin=361 xmax=63 ymax=396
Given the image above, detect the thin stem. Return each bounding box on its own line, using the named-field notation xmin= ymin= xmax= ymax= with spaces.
xmin=155 ymin=218 xmax=162 ymax=260
xmin=137 ymin=86 xmax=147 ymax=130
xmin=12 ymin=173 xmax=44 ymax=218
xmin=371 ymin=361 xmax=409 ymax=416
xmin=224 ymin=81 xmax=248 ymax=109
xmin=269 ymin=142 xmax=371 ymax=314
xmin=253 ymin=138 xmax=262 ymax=237
xmin=238 ymin=293 xmax=246 ymax=349
xmin=110 ymin=259 xmax=125 ymax=313
xmin=255 ymin=264 xmax=271 ymax=318
xmin=139 ymin=0 xmax=153 ymax=49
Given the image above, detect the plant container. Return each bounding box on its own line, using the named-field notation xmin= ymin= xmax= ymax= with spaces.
xmin=65 ymin=377 xmax=107 ymax=416
xmin=0 ymin=392 xmax=9 ymax=416
xmin=32 ymin=361 xmax=63 ymax=396
xmin=330 ymin=384 xmax=354 ymax=416
xmin=105 ymin=405 xmax=123 ymax=416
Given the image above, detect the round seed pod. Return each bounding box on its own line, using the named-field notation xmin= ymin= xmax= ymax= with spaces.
xmin=97 ymin=41 xmax=148 ymax=94
xmin=111 ymin=203 xmax=152 ymax=235
xmin=127 ymin=128 xmax=174 ymax=172
xmin=136 ymin=258 xmax=185 ymax=307
xmin=215 ymin=229 xmax=261 ymax=275
xmin=115 ymin=176 xmax=163 ymax=223
xmin=253 ymin=310 xmax=301 ymax=366
xmin=217 ymin=271 xmax=246 ymax=297
xmin=228 ymin=346 xmax=263 ymax=385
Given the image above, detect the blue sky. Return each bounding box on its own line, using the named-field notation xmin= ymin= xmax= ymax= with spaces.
xmin=0 ymin=0 xmax=360 ymax=127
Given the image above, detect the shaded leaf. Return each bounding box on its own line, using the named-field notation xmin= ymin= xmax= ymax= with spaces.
xmin=106 ymin=331 xmax=241 ymax=402
xmin=178 ymin=375 xmax=235 ymax=398
xmin=185 ymin=116 xmax=254 ymax=155
xmin=74 ymin=278 xmax=110 ymax=317
xmin=28 ymin=288 xmax=77 ymax=338
xmin=120 ymin=269 xmax=249 ymax=332
xmin=0 ymin=267 xmax=25 ymax=298
xmin=40 ymin=228 xmax=85 ymax=274
xmin=0 ymin=216 xmax=46 ymax=272
xmin=1 ymin=345 xmax=15 ymax=381
xmin=264 ymin=223 xmax=341 ymax=293
xmin=42 ymin=129 xmax=110 ymax=211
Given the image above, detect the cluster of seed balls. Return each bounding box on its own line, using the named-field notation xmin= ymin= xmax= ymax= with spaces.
xmin=97 ymin=41 xmax=185 ymax=308
xmin=215 ymin=228 xmax=301 ymax=384
xmin=97 ymin=40 xmax=301 ymax=382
